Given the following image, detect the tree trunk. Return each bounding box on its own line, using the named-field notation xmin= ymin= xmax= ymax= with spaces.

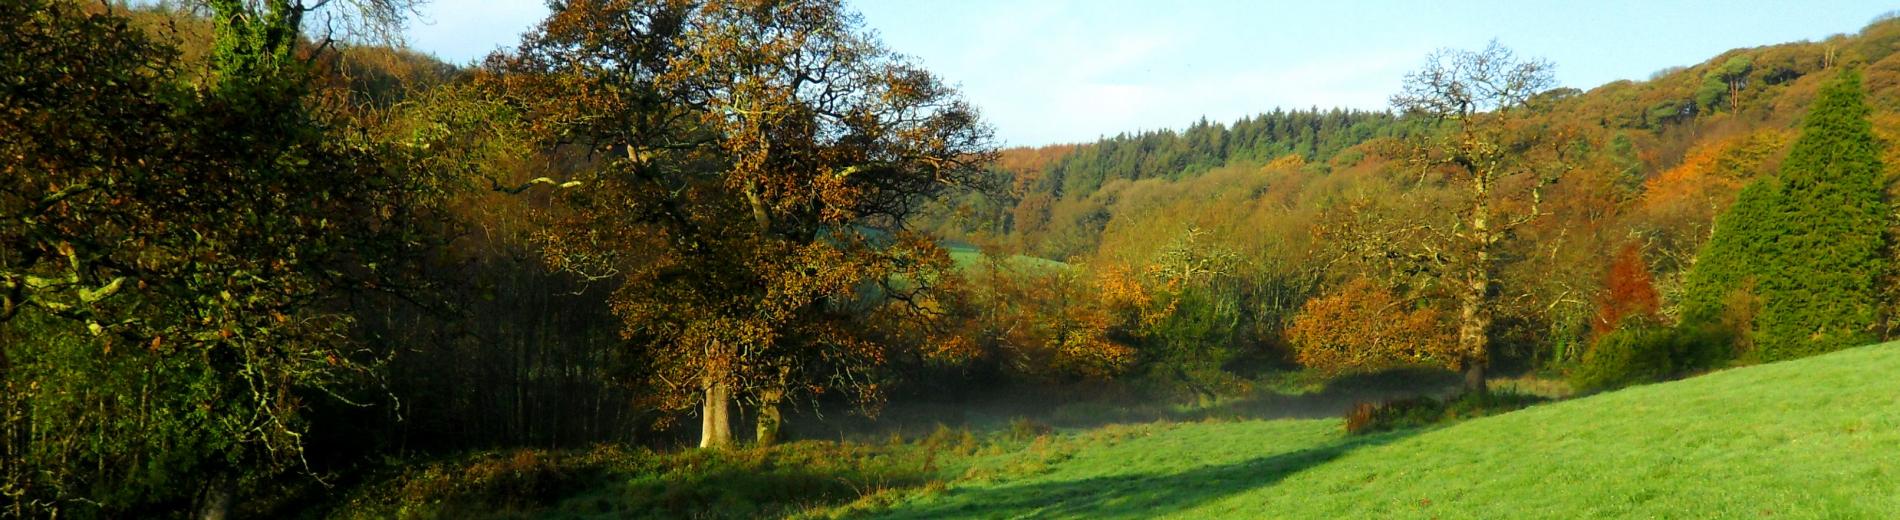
xmin=755 ymin=387 xmax=783 ymax=446
xmin=197 ymin=472 xmax=235 ymax=520
xmin=1459 ymin=171 xmax=1495 ymax=395
xmin=736 ymin=180 xmax=780 ymax=448
xmin=698 ymin=381 xmax=732 ymax=449
xmin=1457 ymin=263 xmax=1493 ymax=394
xmin=744 ymin=181 xmax=772 ymax=233
xmin=1461 ymin=357 xmax=1488 ymax=394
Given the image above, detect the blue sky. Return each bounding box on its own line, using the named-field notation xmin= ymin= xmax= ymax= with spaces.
xmin=407 ymin=1 xmax=1898 ymax=146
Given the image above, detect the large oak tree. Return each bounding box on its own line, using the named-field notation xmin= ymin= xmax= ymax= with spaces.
xmin=1372 ymin=41 xmax=1570 ymax=392
xmin=491 ymin=0 xmax=993 ymax=448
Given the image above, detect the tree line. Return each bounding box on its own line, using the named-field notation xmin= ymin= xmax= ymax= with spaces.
xmin=916 ymin=19 xmax=1900 ymax=404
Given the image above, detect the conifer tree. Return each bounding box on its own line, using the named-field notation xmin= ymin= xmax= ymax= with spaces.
xmin=1680 ymin=178 xmax=1783 ymax=325
xmin=1681 ymin=70 xmax=1888 ymax=360
xmin=1754 ymin=71 xmax=1889 ymax=359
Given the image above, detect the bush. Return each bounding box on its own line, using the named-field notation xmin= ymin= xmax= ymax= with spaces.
xmin=332 ymin=441 xmax=956 ymax=519
xmin=1571 ymin=319 xmax=1733 ymax=393
xmin=1007 ymin=417 xmax=1054 ymax=441
xmin=327 ymin=447 xmax=626 ymax=519
xmin=1345 ymin=391 xmax=1550 ymax=435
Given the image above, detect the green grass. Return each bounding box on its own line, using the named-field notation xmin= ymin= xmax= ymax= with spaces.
xmin=323 ymin=438 xmax=972 ymax=520
xmin=944 ymin=244 xmax=1069 ymax=273
xmin=325 ymin=343 xmax=1900 ymax=518
xmin=853 ymin=342 xmax=1900 ymax=518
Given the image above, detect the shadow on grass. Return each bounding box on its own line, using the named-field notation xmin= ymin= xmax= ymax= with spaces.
xmin=316 ymin=442 xmax=946 ymax=520
xmin=593 ymin=463 xmax=934 ymax=519
xmin=569 ymin=442 xmax=949 ymax=519
xmin=1023 ymin=369 xmax=1464 ymax=432
xmin=792 ymin=368 xmax=1462 ymax=443
xmin=870 ymin=429 xmax=1418 ymax=519
xmin=1170 ymin=369 xmax=1465 ymax=422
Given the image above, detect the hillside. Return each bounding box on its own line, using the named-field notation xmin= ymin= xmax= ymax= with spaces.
xmin=945 ymin=243 xmax=1070 ymax=273
xmin=911 ymin=16 xmax=1900 ymax=389
xmin=862 ymin=343 xmax=1900 ymax=516
xmin=861 ymin=342 xmax=1900 ymax=518
xmin=939 ymin=15 xmax=1900 ymax=268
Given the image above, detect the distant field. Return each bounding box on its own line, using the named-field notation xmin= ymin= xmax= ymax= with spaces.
xmin=942 ymin=243 xmax=1070 ymax=273
xmin=855 ymin=342 xmax=1900 ymax=518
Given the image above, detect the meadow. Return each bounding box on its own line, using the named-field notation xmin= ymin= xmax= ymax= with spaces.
xmin=323 ymin=342 xmax=1900 ymax=519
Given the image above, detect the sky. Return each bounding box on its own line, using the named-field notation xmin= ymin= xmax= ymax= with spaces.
xmin=406 ymin=0 xmax=1899 ymax=147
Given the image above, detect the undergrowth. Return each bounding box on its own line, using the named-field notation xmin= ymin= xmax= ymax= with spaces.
xmin=323 ymin=424 xmax=1037 ymax=520
xmin=1344 ymin=390 xmax=1552 ymax=435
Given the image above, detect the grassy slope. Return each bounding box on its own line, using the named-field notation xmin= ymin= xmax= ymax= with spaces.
xmin=860 ymin=342 xmax=1900 ymax=519
xmin=944 ymin=244 xmax=1069 ymax=273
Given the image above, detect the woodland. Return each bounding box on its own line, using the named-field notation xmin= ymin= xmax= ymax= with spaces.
xmin=6 ymin=1 xmax=1900 ymax=518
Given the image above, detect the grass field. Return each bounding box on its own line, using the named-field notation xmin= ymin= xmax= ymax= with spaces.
xmin=854 ymin=342 xmax=1900 ymax=518
xmin=943 ymin=243 xmax=1070 ymax=273
xmin=327 ymin=343 xmax=1900 ymax=519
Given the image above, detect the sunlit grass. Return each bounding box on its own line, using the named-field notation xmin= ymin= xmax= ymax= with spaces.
xmin=944 ymin=244 xmax=1070 ymax=273
xmin=852 ymin=342 xmax=1900 ymax=518
xmin=327 ymin=344 xmax=1900 ymax=519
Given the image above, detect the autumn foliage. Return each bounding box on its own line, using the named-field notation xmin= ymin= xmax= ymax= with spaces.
xmin=492 ymin=0 xmax=995 ymax=447
xmin=1594 ymin=242 xmax=1661 ymax=336
xmin=934 ymin=253 xmax=1136 ymax=381
xmin=1287 ymin=278 xmax=1458 ymax=375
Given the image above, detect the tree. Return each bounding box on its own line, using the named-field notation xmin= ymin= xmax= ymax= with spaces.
xmin=1695 ymin=55 xmax=1753 ymax=114
xmin=496 ymin=0 xmax=993 ymax=448
xmin=1112 ymin=228 xmax=1251 ymax=404
xmin=1382 ymin=41 xmax=1567 ymax=393
xmin=1753 ymin=71 xmax=1889 ymax=359
xmin=1594 ymin=241 xmax=1661 ymax=336
xmin=1679 ymin=179 xmax=1782 ymax=327
xmin=1288 ymin=278 xmax=1457 ymax=375
xmin=3 ymin=1 xmax=438 ymax=515
xmin=1682 ymin=71 xmax=1888 ymax=361
xmin=925 ymin=251 xmax=1134 ymax=386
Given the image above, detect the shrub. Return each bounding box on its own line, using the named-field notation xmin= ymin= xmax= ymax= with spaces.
xmin=1343 ymin=402 xmax=1380 ymax=434
xmin=1288 ymin=278 xmax=1458 ymax=375
xmin=336 ymin=448 xmax=623 ymax=519
xmin=1572 ymin=319 xmax=1733 ymax=393
xmin=1344 ymin=391 xmax=1550 ymax=435
xmin=1573 ymin=323 xmax=1673 ymax=391
xmin=334 ymin=441 xmax=956 ymax=519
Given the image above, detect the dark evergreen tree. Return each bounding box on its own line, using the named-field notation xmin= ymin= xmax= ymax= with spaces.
xmin=1681 ymin=178 xmax=1784 ymax=325
xmin=1681 ymin=70 xmax=1888 ymax=361
xmin=1753 ymin=70 xmax=1889 ymax=360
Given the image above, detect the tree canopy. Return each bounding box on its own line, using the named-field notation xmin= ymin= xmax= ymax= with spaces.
xmin=489 ymin=0 xmax=994 ymax=448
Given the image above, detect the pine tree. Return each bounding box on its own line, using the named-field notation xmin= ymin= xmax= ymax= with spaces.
xmin=1753 ymin=70 xmax=1889 ymax=360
